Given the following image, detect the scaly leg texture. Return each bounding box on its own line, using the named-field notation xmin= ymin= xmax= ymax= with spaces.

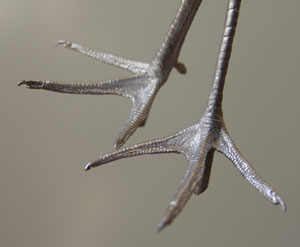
xmin=19 ymin=0 xmax=204 ymax=148
xmin=18 ymin=0 xmax=285 ymax=232
xmin=85 ymin=0 xmax=285 ymax=232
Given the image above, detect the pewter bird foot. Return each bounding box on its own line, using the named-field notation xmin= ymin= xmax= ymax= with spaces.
xmin=19 ymin=0 xmax=203 ymax=147
xmin=18 ymin=0 xmax=285 ymax=232
xmin=18 ymin=39 xmax=188 ymax=149
xmin=85 ymin=110 xmax=285 ymax=231
xmin=19 ymin=40 xmax=157 ymax=148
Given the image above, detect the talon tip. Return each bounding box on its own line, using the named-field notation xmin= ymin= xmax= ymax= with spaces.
xmin=114 ymin=142 xmax=122 ymax=150
xmin=157 ymin=217 xmax=169 ymax=233
xmin=157 ymin=222 xmax=166 ymax=233
xmin=277 ymin=195 xmax=286 ymax=212
xmin=56 ymin=40 xmax=71 ymax=47
xmin=17 ymin=80 xmax=44 ymax=89
xmin=18 ymin=81 xmax=26 ymax=86
xmin=85 ymin=163 xmax=92 ymax=171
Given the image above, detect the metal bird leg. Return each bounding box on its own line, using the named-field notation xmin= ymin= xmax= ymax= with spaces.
xmin=85 ymin=0 xmax=286 ymax=232
xmin=18 ymin=0 xmax=203 ymax=149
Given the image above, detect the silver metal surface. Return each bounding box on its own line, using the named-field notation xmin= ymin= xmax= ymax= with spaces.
xmin=18 ymin=0 xmax=285 ymax=232
xmin=18 ymin=0 xmax=203 ymax=149
xmin=84 ymin=0 xmax=285 ymax=231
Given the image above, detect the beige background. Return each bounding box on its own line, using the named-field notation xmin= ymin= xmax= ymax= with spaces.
xmin=1 ymin=0 xmax=299 ymax=246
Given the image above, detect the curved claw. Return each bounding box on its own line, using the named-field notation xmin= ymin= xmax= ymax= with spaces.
xmin=18 ymin=80 xmax=45 ymax=89
xmin=278 ymin=196 xmax=287 ymax=212
xmin=56 ymin=40 xmax=72 ymax=48
xmin=84 ymin=162 xmax=93 ymax=171
xmin=268 ymin=191 xmax=286 ymax=212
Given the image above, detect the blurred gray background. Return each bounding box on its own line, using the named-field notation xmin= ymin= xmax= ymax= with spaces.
xmin=1 ymin=0 xmax=299 ymax=246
